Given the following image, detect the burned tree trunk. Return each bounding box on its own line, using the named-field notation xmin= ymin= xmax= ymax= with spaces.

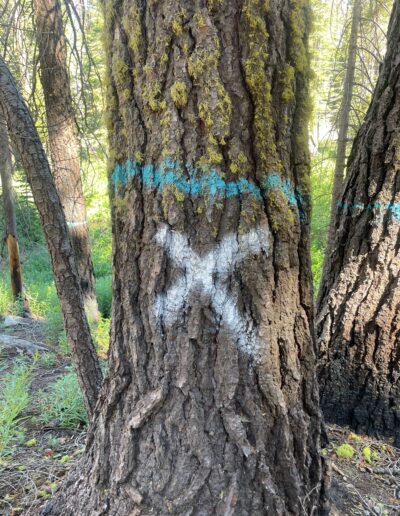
xmin=0 ymin=113 xmax=29 ymax=314
xmin=46 ymin=1 xmax=327 ymax=514
xmin=317 ymin=0 xmax=400 ymax=445
xmin=0 ymin=56 xmax=102 ymax=417
xmin=34 ymin=0 xmax=98 ymax=323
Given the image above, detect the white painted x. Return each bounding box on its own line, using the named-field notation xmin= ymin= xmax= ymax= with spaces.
xmin=154 ymin=225 xmax=270 ymax=356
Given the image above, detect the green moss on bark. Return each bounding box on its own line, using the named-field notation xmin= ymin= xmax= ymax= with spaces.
xmin=243 ymin=0 xmax=280 ymax=172
xmin=188 ymin=21 xmax=231 ymax=166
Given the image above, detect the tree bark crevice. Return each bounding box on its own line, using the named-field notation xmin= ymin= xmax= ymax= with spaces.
xmin=46 ymin=1 xmax=326 ymax=514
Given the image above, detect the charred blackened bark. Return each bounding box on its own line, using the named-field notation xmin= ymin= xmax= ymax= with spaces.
xmin=0 ymin=113 xmax=29 ymax=314
xmin=0 ymin=57 xmax=102 ymax=417
xmin=46 ymin=1 xmax=327 ymax=514
xmin=317 ymin=0 xmax=400 ymax=445
xmin=34 ymin=0 xmax=98 ymax=322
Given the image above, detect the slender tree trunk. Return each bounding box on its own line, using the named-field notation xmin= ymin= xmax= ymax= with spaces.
xmin=34 ymin=0 xmax=99 ymax=323
xmin=317 ymin=0 xmax=400 ymax=445
xmin=318 ymin=0 xmax=362 ymax=297
xmin=0 ymin=56 xmax=102 ymax=417
xmin=0 ymin=113 xmax=29 ymax=314
xmin=45 ymin=1 xmax=328 ymax=514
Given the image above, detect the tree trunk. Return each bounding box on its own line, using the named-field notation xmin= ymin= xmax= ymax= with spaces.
xmin=317 ymin=0 xmax=400 ymax=445
xmin=34 ymin=0 xmax=99 ymax=323
xmin=46 ymin=1 xmax=328 ymax=514
xmin=0 ymin=113 xmax=30 ymax=314
xmin=318 ymin=0 xmax=362 ymax=296
xmin=0 ymin=56 xmax=102 ymax=417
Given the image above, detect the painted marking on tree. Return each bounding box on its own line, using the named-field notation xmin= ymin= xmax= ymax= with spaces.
xmin=111 ymin=159 xmax=307 ymax=221
xmin=66 ymin=221 xmax=88 ymax=228
xmin=154 ymin=225 xmax=270 ymax=357
xmin=338 ymin=201 xmax=400 ymax=221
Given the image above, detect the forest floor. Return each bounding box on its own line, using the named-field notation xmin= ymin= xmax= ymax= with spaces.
xmin=0 ymin=316 xmax=86 ymax=515
xmin=0 ymin=317 xmax=399 ymax=515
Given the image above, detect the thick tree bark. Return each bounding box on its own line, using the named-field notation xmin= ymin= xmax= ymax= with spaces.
xmin=0 ymin=113 xmax=30 ymax=314
xmin=319 ymin=0 xmax=361 ymax=293
xmin=34 ymin=0 xmax=99 ymax=323
xmin=317 ymin=0 xmax=400 ymax=445
xmin=0 ymin=57 xmax=102 ymax=417
xmin=46 ymin=1 xmax=327 ymax=514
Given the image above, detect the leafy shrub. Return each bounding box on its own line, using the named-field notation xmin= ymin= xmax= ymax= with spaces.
xmin=0 ymin=359 xmax=34 ymax=458
xmin=90 ymin=224 xmax=112 ymax=279
xmin=96 ymin=275 xmax=112 ymax=318
xmin=93 ymin=316 xmax=110 ymax=356
xmin=38 ymin=371 xmax=88 ymax=429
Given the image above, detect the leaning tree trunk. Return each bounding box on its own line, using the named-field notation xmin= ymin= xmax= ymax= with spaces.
xmin=0 ymin=57 xmax=102 ymax=417
xmin=0 ymin=112 xmax=30 ymax=314
xmin=46 ymin=1 xmax=327 ymax=514
xmin=34 ymin=0 xmax=99 ymax=323
xmin=319 ymin=0 xmax=361 ymax=289
xmin=317 ymin=0 xmax=400 ymax=445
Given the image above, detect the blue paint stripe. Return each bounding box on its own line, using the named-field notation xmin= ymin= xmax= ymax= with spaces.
xmin=338 ymin=201 xmax=400 ymax=221
xmin=111 ymin=159 xmax=307 ymax=218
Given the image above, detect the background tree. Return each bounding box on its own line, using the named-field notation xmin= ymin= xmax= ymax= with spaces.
xmin=46 ymin=0 xmax=327 ymax=514
xmin=0 ymin=56 xmax=102 ymax=417
xmin=310 ymin=0 xmax=391 ymax=289
xmin=0 ymin=112 xmax=29 ymax=314
xmin=34 ymin=0 xmax=98 ymax=322
xmin=320 ymin=0 xmax=361 ymax=280
xmin=0 ymin=0 xmax=110 ymax=351
xmin=317 ymin=0 xmax=400 ymax=445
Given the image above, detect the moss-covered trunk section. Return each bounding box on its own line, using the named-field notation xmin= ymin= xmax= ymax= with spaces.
xmin=47 ymin=1 xmax=327 ymax=514
xmin=317 ymin=0 xmax=400 ymax=445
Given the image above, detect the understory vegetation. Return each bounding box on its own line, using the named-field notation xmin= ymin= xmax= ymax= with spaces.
xmin=0 ymin=0 xmax=396 ymax=513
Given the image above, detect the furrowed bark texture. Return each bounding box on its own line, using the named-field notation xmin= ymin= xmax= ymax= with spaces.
xmin=47 ymin=1 xmax=327 ymax=514
xmin=0 ymin=113 xmax=28 ymax=312
xmin=34 ymin=0 xmax=98 ymax=322
xmin=317 ymin=0 xmax=400 ymax=444
xmin=0 ymin=57 xmax=102 ymax=417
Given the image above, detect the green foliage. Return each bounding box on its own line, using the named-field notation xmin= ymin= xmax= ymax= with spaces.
xmin=336 ymin=443 xmax=355 ymax=459
xmin=362 ymin=446 xmax=379 ymax=463
xmin=38 ymin=370 xmax=88 ymax=429
xmin=310 ymin=144 xmax=335 ymax=292
xmin=93 ymin=316 xmax=110 ymax=356
xmin=96 ymin=276 xmax=112 ymax=318
xmin=90 ymin=224 xmax=112 ymax=278
xmin=0 ymin=359 xmax=34 ymax=458
xmin=0 ymin=198 xmax=112 ymax=348
xmin=39 ymin=352 xmax=57 ymax=369
xmin=0 ymin=192 xmax=45 ymax=247
xmin=0 ymin=279 xmax=11 ymax=316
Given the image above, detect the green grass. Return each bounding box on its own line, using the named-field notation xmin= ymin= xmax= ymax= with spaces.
xmin=0 ymin=359 xmax=35 ymax=458
xmin=37 ymin=370 xmax=88 ymax=429
xmin=0 ymin=202 xmax=112 ymax=352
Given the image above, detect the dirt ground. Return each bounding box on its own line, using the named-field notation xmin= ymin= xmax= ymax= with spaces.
xmin=327 ymin=425 xmax=400 ymax=515
xmin=0 ymin=318 xmax=399 ymax=515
